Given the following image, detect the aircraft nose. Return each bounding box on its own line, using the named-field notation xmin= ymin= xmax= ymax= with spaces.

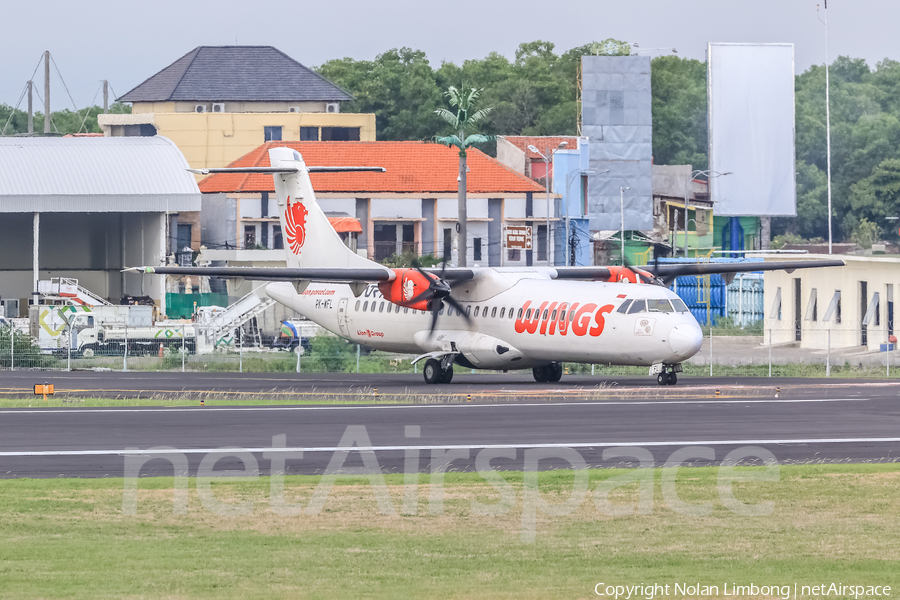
xmin=669 ymin=323 xmax=703 ymax=357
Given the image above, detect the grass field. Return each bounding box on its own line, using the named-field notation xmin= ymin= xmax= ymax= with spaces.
xmin=1 ymin=464 xmax=898 ymax=599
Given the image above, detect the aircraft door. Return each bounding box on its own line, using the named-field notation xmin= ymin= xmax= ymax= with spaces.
xmin=337 ymin=297 xmax=351 ymax=338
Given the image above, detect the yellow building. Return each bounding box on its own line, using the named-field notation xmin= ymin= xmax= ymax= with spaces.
xmin=97 ymin=46 xmax=375 ymax=170
xmin=98 ymin=46 xmax=375 ymax=251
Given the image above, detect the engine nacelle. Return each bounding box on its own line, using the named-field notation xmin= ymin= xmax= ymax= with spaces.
xmin=378 ymin=268 xmax=436 ymax=311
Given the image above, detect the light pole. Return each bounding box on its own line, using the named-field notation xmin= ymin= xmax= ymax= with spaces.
xmin=529 ymin=142 xmax=567 ymax=265
xmin=683 ymin=169 xmax=731 ymax=257
xmin=620 ymin=186 xmax=630 ymax=265
xmin=817 ymin=3 xmax=833 ymax=254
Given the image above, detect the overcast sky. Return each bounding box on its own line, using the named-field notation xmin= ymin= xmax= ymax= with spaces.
xmin=1 ymin=0 xmax=897 ymax=110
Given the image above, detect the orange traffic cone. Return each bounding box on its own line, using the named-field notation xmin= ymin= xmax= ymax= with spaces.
xmin=158 ymin=343 xmax=164 ymax=358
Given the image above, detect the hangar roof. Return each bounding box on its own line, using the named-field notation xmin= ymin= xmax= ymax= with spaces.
xmin=0 ymin=136 xmax=200 ymax=213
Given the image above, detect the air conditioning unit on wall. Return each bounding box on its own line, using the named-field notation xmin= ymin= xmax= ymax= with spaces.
xmin=288 ymin=106 xmax=301 ymax=113
xmin=326 ymin=102 xmax=340 ymax=113
xmin=212 ymin=103 xmax=225 ymax=113
xmin=194 ymin=104 xmax=207 ymax=113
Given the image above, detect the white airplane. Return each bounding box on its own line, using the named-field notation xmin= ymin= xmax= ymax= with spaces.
xmin=133 ymin=147 xmax=843 ymax=385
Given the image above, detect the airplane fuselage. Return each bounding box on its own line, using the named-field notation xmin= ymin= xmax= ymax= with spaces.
xmin=265 ymin=274 xmax=704 ymax=371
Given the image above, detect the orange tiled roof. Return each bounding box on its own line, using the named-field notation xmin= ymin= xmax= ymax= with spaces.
xmin=501 ymin=136 xmax=580 ymax=160
xmin=327 ymin=216 xmax=362 ymax=234
xmin=198 ymin=141 xmax=546 ymax=195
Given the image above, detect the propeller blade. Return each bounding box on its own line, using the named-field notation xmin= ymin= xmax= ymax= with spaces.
xmin=407 ymin=287 xmax=435 ymax=305
xmin=445 ymin=295 xmax=472 ymax=325
xmin=429 ymin=300 xmax=442 ymax=334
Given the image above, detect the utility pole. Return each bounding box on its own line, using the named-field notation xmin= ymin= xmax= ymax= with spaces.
xmin=27 ymin=81 xmax=33 ymax=134
xmin=823 ymin=3 xmax=833 ymax=255
xmin=43 ymin=51 xmax=50 ymax=134
xmin=103 ymin=80 xmax=108 ymax=114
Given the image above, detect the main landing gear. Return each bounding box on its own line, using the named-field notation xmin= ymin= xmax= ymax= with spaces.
xmin=655 ymin=364 xmax=680 ymax=385
xmin=532 ymin=363 xmax=563 ymax=383
xmin=423 ymin=357 xmax=454 ymax=384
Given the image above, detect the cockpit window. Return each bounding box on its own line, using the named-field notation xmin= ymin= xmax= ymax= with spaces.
xmin=627 ymin=299 xmax=646 ymax=314
xmin=616 ymin=299 xmax=633 ymax=314
xmin=647 ymin=299 xmax=675 ymax=313
xmin=671 ymin=298 xmax=689 ymax=313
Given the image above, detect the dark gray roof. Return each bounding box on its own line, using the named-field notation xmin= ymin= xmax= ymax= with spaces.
xmin=118 ymin=46 xmax=353 ymax=103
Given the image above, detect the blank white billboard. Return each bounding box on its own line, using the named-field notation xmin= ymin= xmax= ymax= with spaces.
xmin=708 ymin=43 xmax=796 ymax=216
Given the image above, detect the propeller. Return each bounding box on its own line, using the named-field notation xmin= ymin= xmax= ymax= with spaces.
xmin=408 ymin=255 xmax=472 ymax=335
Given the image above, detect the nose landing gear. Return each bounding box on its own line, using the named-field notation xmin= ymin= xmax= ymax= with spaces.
xmin=653 ymin=363 xmax=681 ymax=385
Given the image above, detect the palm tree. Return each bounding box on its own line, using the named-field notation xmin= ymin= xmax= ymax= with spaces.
xmin=434 ymin=87 xmax=493 ymax=267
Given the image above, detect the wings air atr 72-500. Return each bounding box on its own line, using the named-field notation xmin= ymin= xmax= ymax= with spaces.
xmin=129 ymin=147 xmax=845 ymax=385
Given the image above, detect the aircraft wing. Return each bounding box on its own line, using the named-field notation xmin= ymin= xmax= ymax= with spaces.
xmin=554 ymin=258 xmax=845 ymax=284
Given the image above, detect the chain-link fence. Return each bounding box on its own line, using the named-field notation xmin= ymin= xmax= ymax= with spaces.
xmin=4 ymin=319 xmax=900 ymax=378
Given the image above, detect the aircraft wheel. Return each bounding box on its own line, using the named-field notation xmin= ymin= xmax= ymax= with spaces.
xmin=423 ymin=359 xmax=442 ymax=384
xmin=657 ymin=373 xmax=667 ymax=386
xmin=548 ymin=363 xmax=563 ymax=383
xmin=441 ymin=366 xmax=454 ymax=384
xmin=667 ymin=372 xmax=677 ymax=385
xmin=532 ymin=366 xmax=548 ymax=383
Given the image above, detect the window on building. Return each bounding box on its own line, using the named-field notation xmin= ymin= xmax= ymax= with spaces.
xmin=264 ymin=126 xmax=282 ymax=141
xmin=443 ymin=228 xmax=452 ymax=259
xmin=321 ymin=127 xmax=360 ymax=141
xmin=474 ymin=237 xmax=482 ymax=261
xmin=300 ymin=127 xmax=319 ymax=141
xmin=243 ymin=225 xmax=256 ymax=248
xmin=581 ymin=174 xmax=589 ymax=215
xmin=537 ymin=225 xmax=548 ymax=261
xmin=273 ymin=225 xmax=283 ymax=250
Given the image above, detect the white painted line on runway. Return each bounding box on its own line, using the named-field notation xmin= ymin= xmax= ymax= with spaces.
xmin=2 ymin=437 xmax=900 ymax=457
xmin=0 ymin=397 xmax=869 ymax=415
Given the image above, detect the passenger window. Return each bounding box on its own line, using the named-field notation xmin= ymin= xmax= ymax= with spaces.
xmin=551 ymin=310 xmax=558 ymax=321
xmin=484 ymin=308 xmax=489 ymax=318
xmin=466 ymin=306 xmax=471 ymax=317
xmin=510 ymin=308 xmax=515 ymax=319
xmin=355 ymin=300 xmax=360 ymax=311
xmin=542 ymin=309 xmax=549 ymax=320
xmin=404 ymin=307 xmax=409 ymax=313
xmin=617 ymin=299 xmax=633 ymax=314
xmin=439 ymin=306 xmax=445 ymax=315
xmin=363 ymin=301 xmax=369 ymax=311
xmin=628 ymin=299 xmax=646 ymax=314
xmin=491 ymin=307 xmax=497 ymax=318
xmin=474 ymin=306 xmax=480 ymax=317
xmin=499 ymin=307 xmax=505 ymax=319
xmin=647 ymin=299 xmax=674 ymax=313
xmin=526 ymin=309 xmax=532 ymax=319
xmin=559 ymin=310 xmax=566 ymax=321
xmin=569 ymin=310 xmax=576 ymax=322
xmin=517 ymin=308 xmax=523 ymax=319
xmin=379 ymin=302 xmax=385 ymax=312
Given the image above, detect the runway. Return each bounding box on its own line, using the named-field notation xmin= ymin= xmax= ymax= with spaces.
xmin=1 ymin=379 xmax=899 ymax=477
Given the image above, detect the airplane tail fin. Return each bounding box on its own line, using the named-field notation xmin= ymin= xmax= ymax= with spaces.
xmin=268 ymin=147 xmax=383 ymax=271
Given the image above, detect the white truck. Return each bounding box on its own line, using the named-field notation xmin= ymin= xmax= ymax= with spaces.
xmin=29 ymin=304 xmax=195 ymax=357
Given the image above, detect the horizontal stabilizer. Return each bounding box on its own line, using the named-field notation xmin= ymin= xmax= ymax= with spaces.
xmin=126 ymin=266 xmax=393 ymax=282
xmin=187 ymin=166 xmax=386 ymax=175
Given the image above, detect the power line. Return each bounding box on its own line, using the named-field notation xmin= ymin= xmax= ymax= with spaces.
xmin=49 ymin=53 xmax=81 ymax=115
xmin=0 ymin=83 xmax=27 ymax=136
xmin=76 ymin=82 xmax=103 ymax=134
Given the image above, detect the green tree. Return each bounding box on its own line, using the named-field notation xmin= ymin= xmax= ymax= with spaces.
xmin=434 ymin=87 xmax=494 ymax=267
xmin=317 ymin=48 xmax=444 ymax=141
xmin=0 ymin=102 xmax=130 ymax=136
xmin=650 ymin=55 xmax=708 ymax=169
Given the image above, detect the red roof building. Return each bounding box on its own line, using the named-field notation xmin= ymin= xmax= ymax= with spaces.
xmin=199 ymin=141 xmax=559 ymax=267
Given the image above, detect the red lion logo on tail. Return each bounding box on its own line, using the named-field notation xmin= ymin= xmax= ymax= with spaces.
xmin=285 ymin=197 xmax=308 ymax=255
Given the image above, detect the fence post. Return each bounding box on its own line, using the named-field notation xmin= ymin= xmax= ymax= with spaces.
xmin=182 ymin=324 xmax=186 ymax=373
xmin=887 ymin=336 xmax=890 ymax=378
xmin=356 ymin=344 xmax=360 ymax=373
xmin=768 ymin=328 xmax=772 ymax=378
xmin=826 ymin=328 xmax=831 ymax=377
xmin=239 ymin=327 xmax=243 ymax=373
xmin=295 ymin=342 xmax=301 ymax=373
xmin=10 ymin=325 xmax=13 ymax=371
xmin=123 ymin=324 xmax=128 ymax=372
xmin=709 ymin=327 xmax=713 ymax=377
xmin=67 ymin=323 xmax=71 ymax=372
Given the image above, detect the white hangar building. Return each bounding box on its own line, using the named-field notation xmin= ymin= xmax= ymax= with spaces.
xmin=0 ymin=136 xmax=200 ymax=316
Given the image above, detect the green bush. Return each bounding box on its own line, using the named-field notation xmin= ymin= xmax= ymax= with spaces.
xmin=0 ymin=326 xmax=57 ymax=369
